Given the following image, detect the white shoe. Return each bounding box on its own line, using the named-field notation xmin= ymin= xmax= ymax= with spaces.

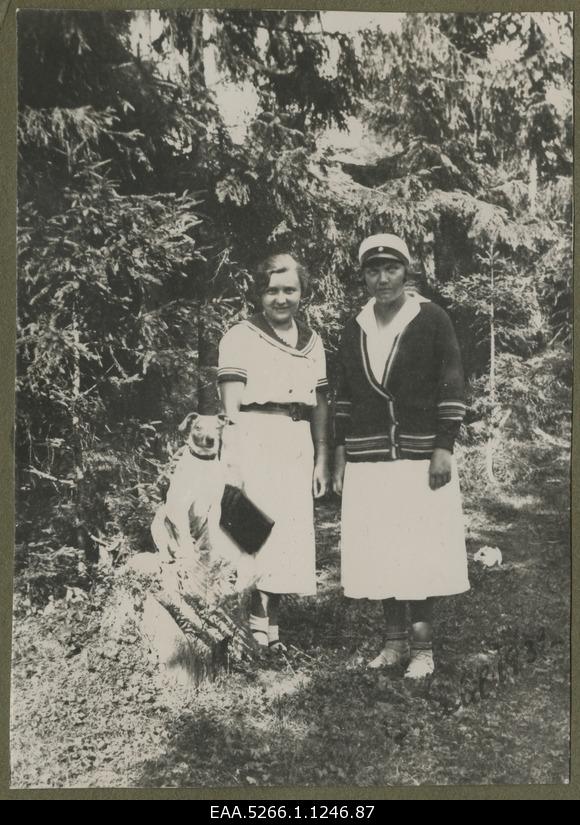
xmin=404 ymin=648 xmax=435 ymax=679
xmin=267 ymin=625 xmax=287 ymax=653
xmin=368 ymin=640 xmax=410 ymax=669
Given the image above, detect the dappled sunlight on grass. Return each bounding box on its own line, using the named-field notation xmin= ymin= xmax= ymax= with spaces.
xmin=256 ymin=668 xmax=312 ymax=699
xmin=10 ymin=439 xmax=570 ymax=787
xmin=496 ymin=493 xmax=543 ymax=511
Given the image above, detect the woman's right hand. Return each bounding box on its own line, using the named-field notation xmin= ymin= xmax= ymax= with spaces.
xmin=224 ymin=462 xmax=244 ymax=491
xmin=332 ymin=447 xmax=347 ymax=496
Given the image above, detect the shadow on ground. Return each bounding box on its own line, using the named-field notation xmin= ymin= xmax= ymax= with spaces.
xmin=135 ymin=474 xmax=570 ymax=788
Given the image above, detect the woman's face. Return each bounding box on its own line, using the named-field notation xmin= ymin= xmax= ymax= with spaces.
xmin=261 ymin=268 xmax=302 ymax=327
xmin=363 ymin=258 xmax=407 ymax=307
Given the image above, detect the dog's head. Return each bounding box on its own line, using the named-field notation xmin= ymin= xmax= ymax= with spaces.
xmin=178 ymin=412 xmax=229 ymax=458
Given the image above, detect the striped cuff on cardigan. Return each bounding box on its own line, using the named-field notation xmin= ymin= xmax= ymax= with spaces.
xmin=437 ymin=400 xmax=466 ymax=421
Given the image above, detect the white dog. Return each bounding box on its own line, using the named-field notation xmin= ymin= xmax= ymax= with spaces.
xmin=129 ymin=412 xmax=255 ymax=674
xmin=151 ymin=412 xmax=230 ymax=564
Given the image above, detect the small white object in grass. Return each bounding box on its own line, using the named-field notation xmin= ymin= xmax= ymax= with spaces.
xmin=473 ymin=546 xmax=503 ymax=567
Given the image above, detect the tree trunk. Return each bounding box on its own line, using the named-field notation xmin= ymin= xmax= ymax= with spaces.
xmin=70 ymin=302 xmax=86 ymax=522
xmin=186 ymin=11 xmax=217 ymax=413
xmin=528 ymin=153 xmax=538 ymax=215
xmin=197 ymin=310 xmax=219 ymax=414
xmin=486 ymin=246 xmax=497 ymax=482
xmin=188 ymin=9 xmax=205 ymax=93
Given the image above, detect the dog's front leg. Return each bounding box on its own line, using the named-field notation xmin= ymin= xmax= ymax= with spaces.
xmin=151 ymin=506 xmax=176 ymax=562
xmin=164 ymin=505 xmax=197 ymax=558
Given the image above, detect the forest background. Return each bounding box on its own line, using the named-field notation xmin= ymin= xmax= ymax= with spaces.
xmin=15 ymin=8 xmax=572 ymax=578
xmin=8 ymin=7 xmax=574 ymax=788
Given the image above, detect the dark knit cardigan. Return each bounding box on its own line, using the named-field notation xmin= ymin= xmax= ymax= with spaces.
xmin=335 ymin=301 xmax=466 ymax=462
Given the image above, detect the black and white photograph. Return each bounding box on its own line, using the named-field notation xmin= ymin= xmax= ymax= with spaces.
xmin=10 ymin=5 xmax=573 ymax=789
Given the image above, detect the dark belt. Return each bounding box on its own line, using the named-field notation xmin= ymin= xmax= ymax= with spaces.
xmin=240 ymin=402 xmax=312 ymax=422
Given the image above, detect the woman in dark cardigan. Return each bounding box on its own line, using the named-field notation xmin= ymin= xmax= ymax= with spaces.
xmin=333 ymin=233 xmax=469 ymax=678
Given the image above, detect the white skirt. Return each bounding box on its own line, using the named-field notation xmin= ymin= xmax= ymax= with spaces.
xmin=233 ymin=412 xmax=316 ymax=595
xmin=341 ymin=459 xmax=469 ymax=600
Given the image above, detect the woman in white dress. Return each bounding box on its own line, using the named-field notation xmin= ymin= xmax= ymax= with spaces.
xmin=218 ymin=253 xmax=329 ymax=651
xmin=333 ymin=233 xmax=469 ymax=678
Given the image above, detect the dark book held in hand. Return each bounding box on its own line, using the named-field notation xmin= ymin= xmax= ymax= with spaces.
xmin=219 ymin=484 xmax=275 ymax=555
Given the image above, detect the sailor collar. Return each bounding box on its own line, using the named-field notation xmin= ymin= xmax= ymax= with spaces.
xmin=355 ymin=292 xmax=430 ymax=400
xmin=356 ymin=292 xmax=429 ymax=338
xmin=243 ymin=312 xmax=317 ymax=356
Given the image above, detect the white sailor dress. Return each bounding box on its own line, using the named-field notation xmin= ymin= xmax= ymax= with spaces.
xmin=218 ymin=314 xmax=327 ymax=595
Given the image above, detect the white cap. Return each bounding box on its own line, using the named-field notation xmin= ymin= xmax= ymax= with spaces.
xmin=358 ymin=233 xmax=411 ymax=267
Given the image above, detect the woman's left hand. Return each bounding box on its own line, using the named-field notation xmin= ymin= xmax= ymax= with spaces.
xmin=312 ymin=460 xmax=330 ymax=499
xmin=429 ymin=448 xmax=452 ymax=490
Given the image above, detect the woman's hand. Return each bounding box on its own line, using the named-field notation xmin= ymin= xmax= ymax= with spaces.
xmin=310 ymin=394 xmax=329 ymax=500
xmin=224 ymin=462 xmax=244 ymax=491
xmin=429 ymin=448 xmax=452 ymax=490
xmin=332 ymin=446 xmax=347 ymax=496
xmin=312 ymin=458 xmax=330 ymax=499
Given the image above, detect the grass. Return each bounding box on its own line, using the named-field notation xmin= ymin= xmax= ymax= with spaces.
xmin=10 ymin=441 xmax=570 ymax=788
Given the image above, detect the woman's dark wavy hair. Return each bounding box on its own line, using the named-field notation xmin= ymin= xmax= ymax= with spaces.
xmin=253 ymin=253 xmax=310 ymax=300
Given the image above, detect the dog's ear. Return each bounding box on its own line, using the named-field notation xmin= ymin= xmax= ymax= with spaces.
xmin=217 ymin=413 xmax=231 ymax=427
xmin=178 ymin=412 xmax=198 ymax=433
